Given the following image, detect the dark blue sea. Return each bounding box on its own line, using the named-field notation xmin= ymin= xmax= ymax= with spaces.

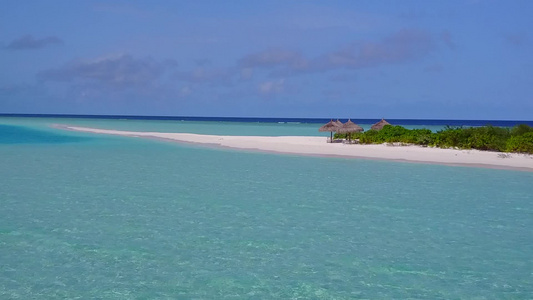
xmin=2 ymin=113 xmax=532 ymax=127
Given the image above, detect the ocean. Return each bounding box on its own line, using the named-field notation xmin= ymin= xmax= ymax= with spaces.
xmin=1 ymin=115 xmax=532 ymax=299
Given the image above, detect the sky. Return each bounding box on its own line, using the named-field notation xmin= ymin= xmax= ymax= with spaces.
xmin=1 ymin=0 xmax=532 ymax=119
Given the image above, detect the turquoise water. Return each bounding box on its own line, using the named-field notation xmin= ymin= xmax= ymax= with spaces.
xmin=0 ymin=117 xmax=446 ymax=137
xmin=1 ymin=118 xmax=532 ymax=298
xmin=0 ymin=124 xmax=90 ymax=144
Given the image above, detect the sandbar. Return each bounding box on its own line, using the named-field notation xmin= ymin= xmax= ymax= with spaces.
xmin=57 ymin=125 xmax=533 ymax=171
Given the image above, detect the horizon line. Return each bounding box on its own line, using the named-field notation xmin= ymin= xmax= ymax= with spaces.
xmin=1 ymin=113 xmax=532 ymax=123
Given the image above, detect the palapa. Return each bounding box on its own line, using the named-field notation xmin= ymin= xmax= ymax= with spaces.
xmin=337 ymin=119 xmax=364 ymax=134
xmin=335 ymin=119 xmax=343 ymax=127
xmin=318 ymin=120 xmax=340 ymax=143
xmin=371 ymin=119 xmax=391 ymax=131
xmin=337 ymin=119 xmax=364 ymax=142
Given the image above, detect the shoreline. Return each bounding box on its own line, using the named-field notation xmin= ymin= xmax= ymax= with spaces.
xmin=56 ymin=124 xmax=533 ymax=172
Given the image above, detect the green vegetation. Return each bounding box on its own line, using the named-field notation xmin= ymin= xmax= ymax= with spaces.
xmin=334 ymin=124 xmax=533 ymax=154
xmin=506 ymin=132 xmax=533 ymax=153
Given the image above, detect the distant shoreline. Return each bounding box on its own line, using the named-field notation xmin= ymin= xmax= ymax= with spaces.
xmin=55 ymin=124 xmax=533 ymax=172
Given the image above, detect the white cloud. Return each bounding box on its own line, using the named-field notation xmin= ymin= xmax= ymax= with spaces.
xmin=6 ymin=35 xmax=63 ymax=50
xmin=38 ymin=54 xmax=176 ymax=88
xmin=258 ymin=79 xmax=285 ymax=94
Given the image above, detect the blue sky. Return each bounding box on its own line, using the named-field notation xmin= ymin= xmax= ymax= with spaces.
xmin=1 ymin=0 xmax=532 ymax=119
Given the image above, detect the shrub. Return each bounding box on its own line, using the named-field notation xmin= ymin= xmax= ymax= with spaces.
xmin=331 ymin=123 xmax=533 ymax=154
xmin=506 ymin=132 xmax=533 ymax=154
xmin=359 ymin=129 xmax=381 ymax=144
xmin=432 ymin=126 xmax=509 ymax=151
xmin=511 ymin=124 xmax=533 ymax=136
xmin=412 ymin=129 xmax=435 ymax=145
xmin=465 ymin=126 xmax=509 ymax=152
xmin=433 ymin=126 xmax=469 ymax=148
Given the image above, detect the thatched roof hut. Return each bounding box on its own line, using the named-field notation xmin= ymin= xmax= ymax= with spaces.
xmin=337 ymin=119 xmax=364 ymax=134
xmin=335 ymin=119 xmax=343 ymax=127
xmin=337 ymin=119 xmax=364 ymax=142
xmin=318 ymin=120 xmax=340 ymax=143
xmin=371 ymin=119 xmax=391 ymax=131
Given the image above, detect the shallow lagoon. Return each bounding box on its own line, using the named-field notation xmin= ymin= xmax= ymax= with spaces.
xmin=1 ymin=118 xmax=532 ymax=298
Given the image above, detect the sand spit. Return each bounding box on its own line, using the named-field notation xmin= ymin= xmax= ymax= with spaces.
xmin=57 ymin=125 xmax=533 ymax=171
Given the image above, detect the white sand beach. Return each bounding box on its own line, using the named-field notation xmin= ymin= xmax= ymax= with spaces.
xmin=59 ymin=125 xmax=533 ymax=171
